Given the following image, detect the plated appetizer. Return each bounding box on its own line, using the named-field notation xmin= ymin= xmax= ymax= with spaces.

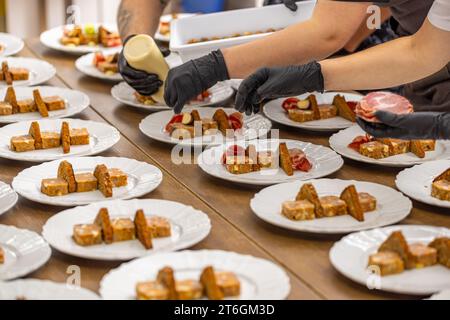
xmin=136 ymin=265 xmax=240 ymax=300
xmin=0 ymin=33 xmax=24 ymax=57
xmin=0 ymin=57 xmax=55 ymax=87
xmin=431 ymin=168 xmax=450 ymax=201
xmin=134 ymin=90 xmax=210 ymax=106
xmin=61 ymin=24 xmax=121 ymax=48
xmin=1 ymin=61 xmax=29 ymax=85
xmin=92 ymin=51 xmax=118 ymax=75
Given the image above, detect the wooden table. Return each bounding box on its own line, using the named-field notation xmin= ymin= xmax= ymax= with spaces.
xmin=1 ymin=39 xmax=449 ymax=300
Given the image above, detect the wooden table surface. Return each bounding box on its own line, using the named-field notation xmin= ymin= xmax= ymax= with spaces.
xmin=1 ymin=38 xmax=449 ymax=300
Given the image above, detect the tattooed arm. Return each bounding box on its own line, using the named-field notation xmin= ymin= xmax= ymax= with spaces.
xmin=117 ymin=0 xmax=169 ymax=40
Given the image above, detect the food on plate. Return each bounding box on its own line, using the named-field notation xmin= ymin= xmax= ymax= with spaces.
xmin=348 ymin=135 xmax=435 ymax=159
xmin=147 ymin=216 xmax=171 ymax=238
xmin=70 ymin=128 xmax=90 ymax=145
xmin=0 ymin=86 xmax=66 ymax=117
xmin=282 ymin=183 xmax=377 ymax=222
xmin=136 ymin=265 xmax=240 ymax=300
xmin=72 ymin=224 xmax=103 ymax=246
xmin=111 ymin=218 xmax=135 ymax=242
xmin=61 ymin=121 xmax=70 ymax=153
xmin=282 ymin=94 xmax=358 ymax=123
xmin=10 ymin=135 xmax=35 ymax=152
xmin=0 ymin=246 xmax=4 ymax=264
xmin=60 ymin=24 xmax=121 ymax=48
xmin=431 ymin=168 xmax=450 ymax=201
xmin=134 ymin=90 xmax=210 ymax=107
xmin=108 ymin=168 xmax=128 ymax=187
xmin=368 ymin=231 xmax=449 ymax=276
xmin=40 ymin=160 xmax=127 ymax=197
xmin=356 ymin=91 xmax=413 ymax=123
xmin=93 ymin=52 xmax=119 ymax=74
xmin=0 ymin=61 xmax=29 ymax=85
xmin=222 ymin=143 xmax=312 ymax=176
xmin=134 ymin=209 xmax=154 ymax=249
xmin=187 ymin=28 xmax=283 ymax=44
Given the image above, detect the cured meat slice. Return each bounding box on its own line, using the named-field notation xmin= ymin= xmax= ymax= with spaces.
xmin=356 ymin=92 xmax=413 ymax=122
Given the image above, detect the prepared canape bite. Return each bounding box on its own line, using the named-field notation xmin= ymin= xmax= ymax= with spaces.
xmin=319 ymin=196 xmax=347 ymax=217
xmin=10 ymin=135 xmax=35 ymax=152
xmin=200 ymin=266 xmax=224 ymax=300
xmin=378 ymin=231 xmax=411 ymax=263
xmin=431 ymin=180 xmax=450 ymax=201
xmin=94 ymin=164 xmax=113 ymax=198
xmin=2 ymin=62 xmax=12 ymax=85
xmin=74 ymin=173 xmax=98 ymax=193
xmin=296 ymin=183 xmax=322 ymax=216
xmin=108 ymin=168 xmax=128 ymax=187
xmin=94 ymin=207 xmax=114 ymax=244
xmin=406 ymin=243 xmax=437 ymax=269
xmin=58 ymin=160 xmax=77 ymax=193
xmin=368 ymin=251 xmax=404 ymax=276
xmin=278 ymin=142 xmax=294 ymax=176
xmin=0 ymin=246 xmax=4 ymax=264
xmin=111 ymin=218 xmax=135 ymax=242
xmin=376 ymin=138 xmax=410 ymax=156
xmin=29 ymin=121 xmax=43 ymax=149
xmin=33 ymin=89 xmax=49 ymax=118
xmin=0 ymin=101 xmax=12 ymax=115
xmin=358 ymin=192 xmax=377 ymax=212
xmin=69 ymin=128 xmax=89 ymax=145
xmin=5 ymin=86 xmax=18 ymax=114
xmin=17 ymin=99 xmax=36 ymax=113
xmin=318 ymin=104 xmax=337 ymax=119
xmin=72 ymin=224 xmax=102 ymax=246
xmin=215 ymin=271 xmax=241 ymax=297
xmin=8 ymin=68 xmax=29 ymax=81
xmin=340 ymin=185 xmax=363 ymax=221
xmin=157 ymin=267 xmax=178 ymax=300
xmin=281 ymin=200 xmax=315 ymax=221
xmin=41 ymin=178 xmax=69 ymax=196
xmin=146 ymin=216 xmax=171 ymax=238
xmin=43 ymin=96 xmax=65 ymax=111
xmin=287 ymin=109 xmax=314 ymax=122
xmin=61 ymin=24 xmax=121 ymax=48
xmin=429 ymin=237 xmax=450 ymax=268
xmin=93 ymin=52 xmax=119 ymax=74
xmin=41 ymin=132 xmax=61 ymax=149
xmin=136 ymin=281 xmax=169 ymax=300
xmin=134 ymin=209 xmax=153 ymax=249
xmin=359 ymin=141 xmax=390 ymax=159
xmin=175 ymin=280 xmax=204 ymax=300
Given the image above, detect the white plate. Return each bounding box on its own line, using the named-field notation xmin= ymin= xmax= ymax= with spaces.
xmin=0 ymin=57 xmax=55 ymax=87
xmin=330 ymin=225 xmax=450 ymax=295
xmin=396 ymin=160 xmax=450 ymax=208
xmin=43 ymin=199 xmax=211 ymax=261
xmin=0 ymin=182 xmax=18 ymax=217
xmin=112 ymin=81 xmax=234 ymax=112
xmin=0 ymin=279 xmax=99 ymax=300
xmin=0 ymin=33 xmax=24 ymax=57
xmin=155 ymin=13 xmax=196 ymax=42
xmin=12 ymin=156 xmax=163 ymax=207
xmin=0 ymin=86 xmax=90 ymax=124
xmin=330 ymin=125 xmax=450 ymax=167
xmin=140 ymin=106 xmax=272 ymax=147
xmin=40 ymin=23 xmax=121 ymax=54
xmin=198 ymin=139 xmax=343 ymax=186
xmin=429 ymin=290 xmax=450 ymax=300
xmin=100 ymin=250 xmax=290 ymax=300
xmin=251 ymin=179 xmax=412 ymax=234
xmin=0 ymin=118 xmax=120 ymax=162
xmin=75 ymin=48 xmax=122 ymax=81
xmin=0 ymin=225 xmax=51 ymax=281
xmin=228 ymin=79 xmax=242 ymax=91
xmin=263 ymin=92 xmax=362 ymax=132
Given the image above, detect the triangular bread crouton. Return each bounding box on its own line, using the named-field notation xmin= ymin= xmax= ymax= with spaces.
xmin=429 ymin=237 xmax=450 ymax=268
xmin=333 ymin=94 xmax=356 ymax=122
xmin=94 ymin=207 xmax=114 ymax=244
xmin=57 ymin=160 xmax=77 ymax=193
xmin=296 ymin=183 xmax=322 ymax=217
xmin=212 ymin=108 xmax=230 ymax=136
xmin=33 ymin=89 xmax=49 ymax=118
xmin=5 ymin=86 xmax=19 ymax=114
xmin=410 ymin=140 xmax=425 ymax=158
xmin=378 ymin=231 xmax=411 ymax=265
xmin=61 ymin=121 xmax=70 ymax=154
xmin=307 ymin=94 xmax=321 ymax=120
xmin=2 ymin=61 xmax=12 ymax=85
xmin=433 ymin=168 xmax=450 ymax=183
xmin=278 ymin=142 xmax=293 ymax=176
xmin=340 ymin=185 xmax=365 ymax=222
xmin=134 ymin=209 xmax=153 ymax=249
xmin=93 ymin=164 xmax=113 ymax=198
xmin=28 ymin=121 xmax=43 ymax=150
xmin=200 ymin=266 xmax=224 ymax=300
xmin=157 ymin=267 xmax=178 ymax=300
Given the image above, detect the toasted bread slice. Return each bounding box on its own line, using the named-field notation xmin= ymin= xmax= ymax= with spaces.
xmin=134 ymin=209 xmax=153 ymax=249
xmin=61 ymin=121 xmax=70 ymax=154
xmin=2 ymin=61 xmax=12 ymax=85
xmin=378 ymin=231 xmax=411 ymax=265
xmin=28 ymin=121 xmax=43 ymax=150
xmin=33 ymin=89 xmax=49 ymax=118
xmin=200 ymin=266 xmax=224 ymax=300
xmin=433 ymin=168 xmax=450 ymax=183
xmin=93 ymin=164 xmax=113 ymax=198
xmin=340 ymin=185 xmax=364 ymax=222
xmin=410 ymin=140 xmax=425 ymax=158
xmin=5 ymin=86 xmax=19 ymax=114
xmin=57 ymin=160 xmax=77 ymax=193
xmin=212 ymin=109 xmax=230 ymax=136
xmin=157 ymin=267 xmax=178 ymax=300
xmin=245 ymin=145 xmax=258 ymax=164
xmin=307 ymin=94 xmax=320 ymax=120
xmin=278 ymin=142 xmax=293 ymax=176
xmin=94 ymin=207 xmax=113 ymax=244
xmin=191 ymin=109 xmax=201 ymax=122
xmin=295 ymin=183 xmax=323 ymax=217
xmin=429 ymin=237 xmax=450 ymax=268
xmin=333 ymin=94 xmax=356 ymax=122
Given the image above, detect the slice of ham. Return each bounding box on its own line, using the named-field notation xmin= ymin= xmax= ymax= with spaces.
xmin=289 ymin=148 xmax=312 ymax=172
xmin=356 ymin=92 xmax=413 ymax=123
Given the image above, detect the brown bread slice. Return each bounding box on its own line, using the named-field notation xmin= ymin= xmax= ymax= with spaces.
xmin=134 ymin=209 xmax=153 ymax=249
xmin=5 ymin=86 xmax=19 ymax=114
xmin=93 ymin=164 xmax=113 ymax=198
xmin=2 ymin=61 xmax=12 ymax=85
xmin=433 ymin=168 xmax=450 ymax=183
xmin=94 ymin=207 xmax=113 ymax=244
xmin=200 ymin=266 xmax=224 ymax=300
xmin=212 ymin=109 xmax=230 ymax=136
xmin=340 ymin=185 xmax=365 ymax=222
xmin=157 ymin=267 xmax=178 ymax=300
xmin=307 ymin=94 xmax=320 ymax=120
xmin=61 ymin=121 xmax=70 ymax=154
xmin=28 ymin=121 xmax=43 ymax=150
xmin=278 ymin=142 xmax=293 ymax=176
xmin=296 ymin=183 xmax=323 ymax=217
xmin=378 ymin=231 xmax=411 ymax=266
xmin=191 ymin=109 xmax=201 ymax=122
xmin=57 ymin=160 xmax=77 ymax=193
xmin=33 ymin=89 xmax=49 ymax=117
xmin=410 ymin=140 xmax=425 ymax=158
xmin=333 ymin=94 xmax=356 ymax=122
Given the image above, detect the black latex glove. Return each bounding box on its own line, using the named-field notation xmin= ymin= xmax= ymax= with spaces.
xmin=235 ymin=61 xmax=324 ymax=115
xmin=357 ymin=110 xmax=450 ymax=140
xmin=263 ymin=0 xmax=298 ymax=11
xmin=164 ymin=50 xmax=229 ymax=113
xmin=118 ymin=35 xmax=170 ymax=96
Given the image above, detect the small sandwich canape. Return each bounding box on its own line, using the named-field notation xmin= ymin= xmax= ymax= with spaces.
xmin=359 ymin=141 xmax=390 ymax=159
xmin=17 ymin=99 xmax=36 ymax=113
xmin=0 ymin=101 xmax=12 ymax=115
xmin=358 ymin=192 xmax=377 ymax=212
xmin=281 ymin=200 xmax=315 ymax=221
xmin=378 ymin=231 xmax=411 ymax=263
xmin=406 ymin=244 xmax=437 ymax=269
xmin=41 ymin=132 xmax=61 ymax=149
xmin=10 ymin=135 xmax=35 ymax=152
xmin=43 ymin=96 xmax=65 ymax=111
xmin=319 ymin=196 xmax=347 ymax=217
xmin=215 ymin=271 xmax=241 ymax=297
xmin=111 ymin=218 xmax=135 ymax=242
xmin=69 ymin=128 xmax=90 ymax=145
xmin=41 ymin=178 xmax=69 ymax=197
xmin=368 ymin=251 xmax=405 ymax=276
xmin=74 ymin=173 xmax=98 ymax=193
xmin=108 ymin=168 xmax=128 ymax=187
xmin=72 ymin=224 xmax=102 ymax=246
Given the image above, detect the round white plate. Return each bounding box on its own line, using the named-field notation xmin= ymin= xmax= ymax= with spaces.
xmin=12 ymin=156 xmax=163 ymax=207
xmin=100 ymin=250 xmax=290 ymax=300
xmin=251 ymin=179 xmax=412 ymax=233
xmin=0 ymin=279 xmax=99 ymax=300
xmin=0 ymin=181 xmax=18 ymax=217
xmin=0 ymin=57 xmax=55 ymax=87
xmin=396 ymin=160 xmax=450 ymax=208
xmin=0 ymin=225 xmax=51 ymax=281
xmin=0 ymin=33 xmax=24 ymax=57
xmin=112 ymin=81 xmax=234 ymax=112
xmin=330 ymin=225 xmax=450 ymax=295
xmin=263 ymin=92 xmax=362 ymax=132
xmin=429 ymin=290 xmax=450 ymax=300
xmin=0 ymin=86 xmax=90 ymax=124
xmin=140 ymin=106 xmax=272 ymax=147
xmin=40 ymin=23 xmax=121 ymax=54
xmin=198 ymin=139 xmax=344 ymax=186
xmin=43 ymin=199 xmax=211 ymax=261
xmin=155 ymin=13 xmax=196 ymax=42
xmin=75 ymin=48 xmax=122 ymax=81
xmin=0 ymin=118 xmax=120 ymax=162
xmin=330 ymin=125 xmax=450 ymax=167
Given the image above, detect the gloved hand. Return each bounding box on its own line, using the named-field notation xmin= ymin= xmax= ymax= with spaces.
xmin=263 ymin=0 xmax=298 ymax=12
xmin=357 ymin=110 xmax=450 ymax=140
xmin=164 ymin=50 xmax=229 ymax=113
xmin=118 ymin=35 xmax=170 ymax=96
xmin=235 ymin=61 xmax=324 ymax=115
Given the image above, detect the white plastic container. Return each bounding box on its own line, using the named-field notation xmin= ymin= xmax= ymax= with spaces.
xmin=170 ymin=1 xmax=316 ymax=62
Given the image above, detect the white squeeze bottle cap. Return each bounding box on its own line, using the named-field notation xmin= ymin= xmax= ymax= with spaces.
xmin=123 ymin=34 xmax=169 ymax=103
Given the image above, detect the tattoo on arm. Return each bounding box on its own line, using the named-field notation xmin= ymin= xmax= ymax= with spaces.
xmin=117 ymin=2 xmax=132 ymax=39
